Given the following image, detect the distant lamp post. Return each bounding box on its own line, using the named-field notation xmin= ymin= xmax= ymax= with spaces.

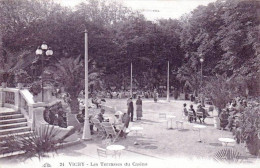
xmin=166 ymin=60 xmax=170 ymax=102
xmin=199 ymin=57 xmax=204 ymax=86
xmin=130 ymin=62 xmax=133 ymax=97
xmin=199 ymin=57 xmax=204 ymax=106
xmin=35 ymin=42 xmax=53 ymax=102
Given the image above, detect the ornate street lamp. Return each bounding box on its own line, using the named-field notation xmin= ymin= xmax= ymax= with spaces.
xmin=35 ymin=42 xmax=53 ymax=102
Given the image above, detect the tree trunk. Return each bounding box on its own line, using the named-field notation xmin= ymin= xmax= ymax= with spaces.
xmin=69 ymin=96 xmax=79 ymax=114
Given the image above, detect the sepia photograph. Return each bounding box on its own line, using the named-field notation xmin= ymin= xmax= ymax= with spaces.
xmin=0 ymin=0 xmax=259 ymax=168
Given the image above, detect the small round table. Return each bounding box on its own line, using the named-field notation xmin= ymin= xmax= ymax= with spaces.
xmin=130 ymin=126 xmax=144 ymax=145
xmin=167 ymin=116 xmax=176 ymax=129
xmin=106 ymin=145 xmax=125 ymax=158
xmin=218 ymin=138 xmax=235 ymax=147
xmin=193 ymin=125 xmax=206 ymax=142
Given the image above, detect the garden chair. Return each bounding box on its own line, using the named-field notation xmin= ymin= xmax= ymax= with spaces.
xmin=97 ymin=147 xmax=107 ymax=159
xmin=91 ymin=118 xmax=106 ymax=138
xmin=102 ymin=122 xmax=120 ymax=143
xmin=196 ymin=111 xmax=204 ymax=123
xmin=158 ymin=113 xmax=169 ymax=128
xmin=213 ymin=148 xmax=242 ymax=163
xmin=188 ymin=110 xmax=196 ymax=122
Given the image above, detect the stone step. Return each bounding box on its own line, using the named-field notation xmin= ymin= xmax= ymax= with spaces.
xmin=0 ymin=111 xmax=20 ymax=116
xmin=0 ymin=122 xmax=28 ymax=130
xmin=0 ymin=118 xmax=27 ymax=125
xmin=0 ymin=108 xmax=16 ymax=113
xmin=0 ymin=131 xmax=33 ymax=140
xmin=0 ymin=127 xmax=31 ymax=136
xmin=0 ymin=150 xmax=25 ymax=159
xmin=0 ymin=114 xmax=24 ymax=120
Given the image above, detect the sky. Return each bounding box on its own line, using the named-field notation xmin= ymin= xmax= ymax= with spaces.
xmin=57 ymin=0 xmax=217 ymax=20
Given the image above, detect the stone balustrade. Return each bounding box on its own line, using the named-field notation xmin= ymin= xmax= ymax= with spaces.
xmin=0 ymin=86 xmax=48 ymax=130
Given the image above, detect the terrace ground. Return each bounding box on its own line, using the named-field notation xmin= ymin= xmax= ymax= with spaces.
xmin=0 ymin=98 xmax=259 ymax=168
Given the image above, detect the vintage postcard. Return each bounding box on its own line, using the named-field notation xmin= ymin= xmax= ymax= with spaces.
xmin=0 ymin=0 xmax=259 ymax=168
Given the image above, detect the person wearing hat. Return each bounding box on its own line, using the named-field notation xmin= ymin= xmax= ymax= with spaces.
xmin=127 ymin=97 xmax=134 ymax=122
xmin=95 ymin=108 xmax=106 ymax=123
xmin=196 ymin=104 xmax=209 ymax=123
xmin=188 ymin=104 xmax=196 ymax=123
xmin=113 ymin=111 xmax=123 ymax=127
xmin=183 ymin=103 xmax=188 ymax=117
xmin=136 ymin=96 xmax=143 ymax=120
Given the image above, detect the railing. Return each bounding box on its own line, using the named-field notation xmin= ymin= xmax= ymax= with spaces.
xmin=0 ymin=88 xmax=19 ymax=110
xmin=4 ymin=91 xmax=15 ymax=105
xmin=0 ymin=87 xmax=39 ymax=130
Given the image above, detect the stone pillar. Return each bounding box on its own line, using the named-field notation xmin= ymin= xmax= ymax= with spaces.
xmin=0 ymin=87 xmax=4 ymax=107
xmin=14 ymin=90 xmax=20 ymax=110
xmin=28 ymin=104 xmax=35 ymax=130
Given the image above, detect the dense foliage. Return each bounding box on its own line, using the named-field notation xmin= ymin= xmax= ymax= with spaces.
xmin=0 ymin=0 xmax=259 ymax=95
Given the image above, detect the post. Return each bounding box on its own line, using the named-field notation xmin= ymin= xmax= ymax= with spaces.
xmin=130 ymin=62 xmax=133 ymax=98
xmin=201 ymin=61 xmax=203 ymax=87
xmin=0 ymin=87 xmax=4 ymax=107
xmin=41 ymin=53 xmax=44 ymax=102
xmin=82 ymin=29 xmax=91 ymax=140
xmin=200 ymin=59 xmax=205 ymax=106
xmin=167 ymin=61 xmax=170 ymax=102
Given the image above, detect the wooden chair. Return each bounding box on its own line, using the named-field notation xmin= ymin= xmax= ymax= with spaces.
xmin=158 ymin=113 xmax=169 ymax=128
xmin=97 ymin=147 xmax=107 ymax=159
xmin=92 ymin=118 xmax=106 ymax=138
xmin=102 ymin=122 xmax=120 ymax=143
xmin=213 ymin=148 xmax=242 ymax=163
xmin=196 ymin=111 xmax=204 ymax=123
xmin=188 ymin=110 xmax=196 ymax=122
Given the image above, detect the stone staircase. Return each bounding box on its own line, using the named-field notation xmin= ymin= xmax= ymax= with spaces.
xmin=0 ymin=107 xmax=32 ymax=157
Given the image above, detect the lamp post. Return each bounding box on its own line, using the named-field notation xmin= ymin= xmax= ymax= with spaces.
xmin=35 ymin=42 xmax=53 ymax=102
xmin=130 ymin=62 xmax=133 ymax=97
xmin=199 ymin=57 xmax=204 ymax=87
xmin=166 ymin=60 xmax=170 ymax=102
xmin=199 ymin=57 xmax=204 ymax=106
xmin=82 ymin=29 xmax=91 ymax=140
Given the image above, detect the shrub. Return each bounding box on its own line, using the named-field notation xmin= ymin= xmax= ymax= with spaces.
xmin=14 ymin=69 xmax=31 ymax=84
xmin=236 ymin=102 xmax=260 ymax=156
xmin=1 ymin=125 xmax=76 ymax=160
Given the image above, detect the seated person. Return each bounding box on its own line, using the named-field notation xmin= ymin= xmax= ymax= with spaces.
xmin=196 ymin=104 xmax=209 ymax=123
xmin=113 ymin=111 xmax=124 ymax=131
xmin=188 ymin=105 xmax=196 ymax=123
xmin=119 ymin=112 xmax=131 ymax=138
xmin=183 ymin=103 xmax=188 ymax=117
xmin=94 ymin=109 xmax=108 ymax=123
xmin=219 ymin=109 xmax=229 ymax=130
xmin=92 ymin=97 xmax=105 ymax=108
xmin=227 ymin=110 xmax=240 ymax=131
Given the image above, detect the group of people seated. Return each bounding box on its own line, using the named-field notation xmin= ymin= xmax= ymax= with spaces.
xmin=89 ymin=108 xmax=130 ymax=138
xmin=183 ymin=103 xmax=210 ymax=123
xmin=219 ymin=97 xmax=247 ymax=131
